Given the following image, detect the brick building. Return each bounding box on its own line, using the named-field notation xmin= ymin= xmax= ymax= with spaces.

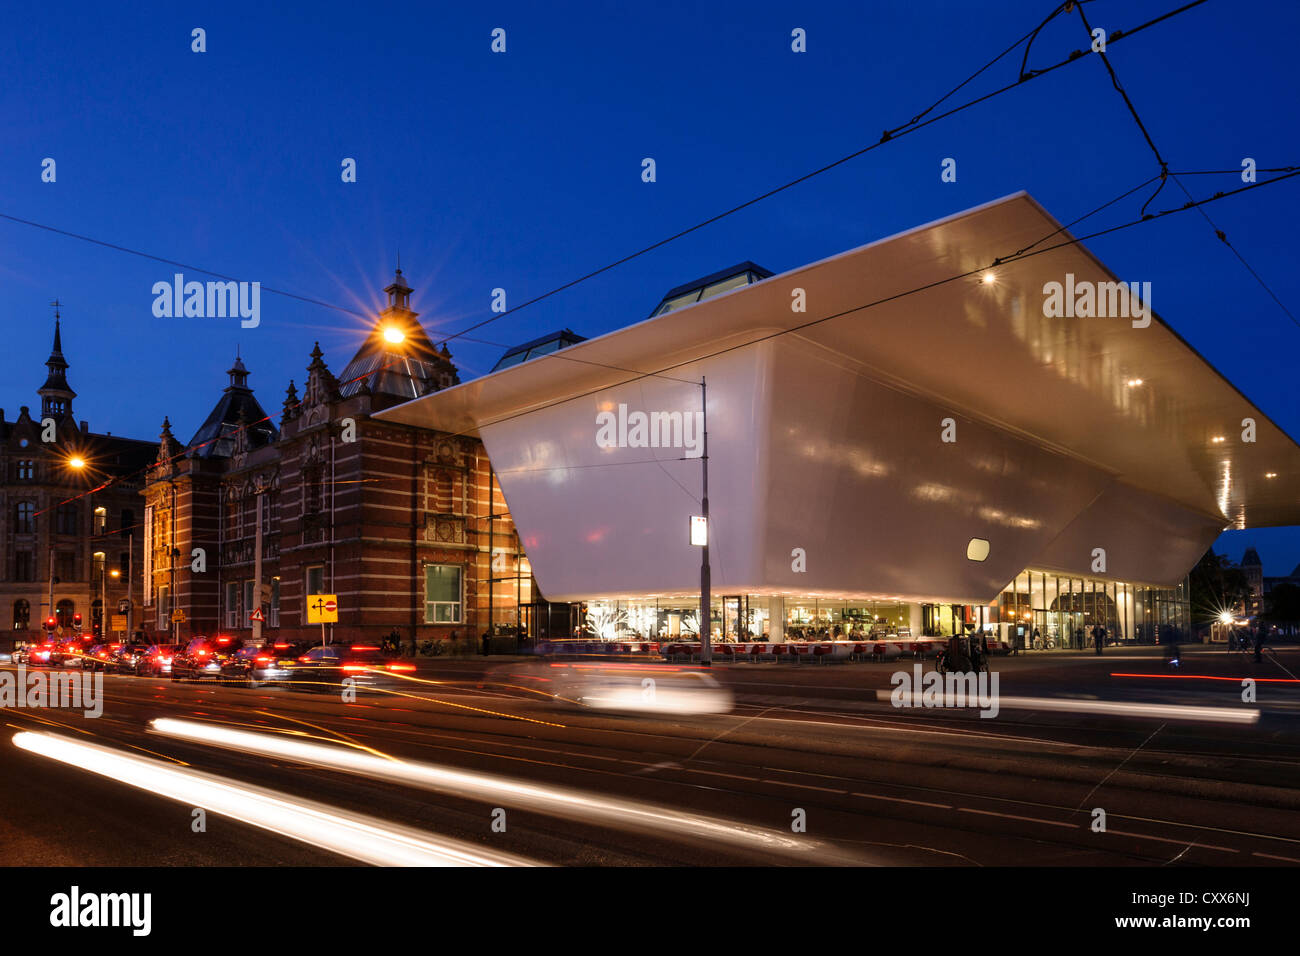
xmin=141 ymin=269 xmax=548 ymax=649
xmin=0 ymin=317 xmax=152 ymax=647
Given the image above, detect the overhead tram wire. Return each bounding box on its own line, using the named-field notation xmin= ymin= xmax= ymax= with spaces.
xmin=420 ymin=166 xmax=1300 ymax=451
xmin=0 ymin=0 xmax=1206 ymax=391
xmin=440 ymin=0 xmax=1211 ymax=349
xmin=1071 ymin=0 xmax=1299 ymax=329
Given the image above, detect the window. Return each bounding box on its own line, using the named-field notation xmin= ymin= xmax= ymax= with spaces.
xmin=424 ymin=564 xmax=462 ymax=624
xmin=156 ymin=586 xmax=170 ymax=629
xmin=94 ymin=507 xmax=107 ymax=535
xmin=14 ymin=502 xmax=34 ymax=534
xmin=118 ymin=552 xmax=129 ymax=577
xmin=55 ymin=552 xmax=75 ymax=583
xmin=14 ymin=551 xmax=34 ymax=582
xmin=15 ymin=460 xmax=34 ymax=481
xmin=55 ymin=599 xmax=74 ymax=628
xmin=305 ymin=565 xmax=325 ymax=597
xmin=269 ymin=576 xmax=280 ymax=628
xmin=56 ymin=503 xmax=77 ymax=535
xmin=226 ymin=581 xmax=241 ymax=629
xmin=13 ymin=600 xmax=30 ymax=630
xmin=92 ymin=552 xmax=105 ymax=581
xmin=303 ymin=467 xmax=324 ymax=515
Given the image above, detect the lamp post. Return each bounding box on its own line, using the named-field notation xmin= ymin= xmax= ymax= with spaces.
xmin=64 ymin=453 xmax=88 ymax=638
xmin=110 ymin=568 xmax=120 ymax=638
xmin=698 ymin=378 xmax=711 ymax=666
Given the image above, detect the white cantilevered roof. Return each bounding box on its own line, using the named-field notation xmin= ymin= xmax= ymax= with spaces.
xmin=380 ymin=191 xmax=1300 ymax=532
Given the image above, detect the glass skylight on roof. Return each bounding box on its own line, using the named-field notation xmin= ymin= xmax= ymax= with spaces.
xmin=648 ymin=262 xmax=772 ymax=318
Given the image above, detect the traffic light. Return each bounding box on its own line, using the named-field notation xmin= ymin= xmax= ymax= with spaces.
xmin=73 ymin=613 xmax=82 ymax=629
xmin=45 ymin=617 xmax=56 ymax=630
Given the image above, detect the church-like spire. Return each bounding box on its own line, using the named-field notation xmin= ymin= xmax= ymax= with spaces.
xmin=384 ymin=266 xmax=413 ymax=311
xmin=226 ymin=354 xmax=250 ymax=390
xmin=39 ymin=309 xmax=76 ymax=420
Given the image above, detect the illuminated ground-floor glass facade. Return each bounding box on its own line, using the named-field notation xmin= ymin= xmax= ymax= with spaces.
xmin=563 ymin=569 xmax=1190 ymax=648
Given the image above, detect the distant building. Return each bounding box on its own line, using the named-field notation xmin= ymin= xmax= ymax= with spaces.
xmin=1240 ymin=547 xmax=1264 ymax=616
xmin=0 ymin=316 xmax=152 ymax=645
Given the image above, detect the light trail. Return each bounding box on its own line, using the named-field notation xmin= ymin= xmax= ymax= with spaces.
xmin=149 ymin=717 xmax=854 ymax=862
xmin=872 ymin=691 xmax=1259 ymax=723
xmin=12 ymin=731 xmax=536 ymax=867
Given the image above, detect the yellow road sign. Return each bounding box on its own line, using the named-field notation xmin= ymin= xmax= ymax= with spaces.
xmin=171 ymin=609 xmax=187 ymax=623
xmin=306 ymin=593 xmax=339 ymax=624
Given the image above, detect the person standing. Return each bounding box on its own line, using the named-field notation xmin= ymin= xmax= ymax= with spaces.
xmin=1092 ymin=623 xmax=1105 ymax=655
xmin=1253 ymin=625 xmax=1265 ymax=663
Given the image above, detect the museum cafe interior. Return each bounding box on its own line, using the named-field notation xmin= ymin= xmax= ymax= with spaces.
xmin=522 ymin=568 xmax=1192 ymax=660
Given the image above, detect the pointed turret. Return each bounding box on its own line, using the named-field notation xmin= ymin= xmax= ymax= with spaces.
xmin=38 ymin=311 xmax=77 ymax=422
xmin=186 ymin=354 xmax=277 ymax=459
xmin=335 ymin=267 xmax=459 ymax=409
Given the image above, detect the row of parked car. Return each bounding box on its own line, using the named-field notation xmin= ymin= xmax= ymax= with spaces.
xmin=14 ymin=635 xmax=418 ymax=693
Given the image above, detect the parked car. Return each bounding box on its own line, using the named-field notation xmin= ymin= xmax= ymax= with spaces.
xmin=134 ymin=643 xmax=183 ymax=677
xmin=284 ymin=644 xmax=415 ymax=694
xmin=51 ymin=640 xmax=87 ymax=667
xmin=220 ymin=641 xmax=313 ymax=688
xmin=17 ymin=642 xmax=57 ymax=666
xmin=83 ymin=644 xmax=121 ymax=671
xmin=171 ymin=636 xmax=245 ymax=681
xmin=108 ymin=644 xmax=151 ymax=674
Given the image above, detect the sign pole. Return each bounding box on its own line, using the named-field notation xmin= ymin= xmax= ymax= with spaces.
xmin=698 ymin=377 xmax=711 ymax=666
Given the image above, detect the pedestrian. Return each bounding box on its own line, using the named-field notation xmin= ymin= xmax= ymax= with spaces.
xmin=1253 ymin=625 xmax=1264 ymax=663
xmin=1164 ymin=623 xmax=1180 ymax=668
xmin=1092 ymin=623 xmax=1105 ymax=655
xmin=1031 ymin=627 xmax=1041 ymax=650
xmin=481 ymin=630 xmax=491 ymax=657
xmin=1075 ymin=627 xmax=1084 ymax=651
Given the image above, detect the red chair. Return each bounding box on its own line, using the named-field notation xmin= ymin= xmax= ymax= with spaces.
xmin=812 ymin=643 xmax=835 ymax=664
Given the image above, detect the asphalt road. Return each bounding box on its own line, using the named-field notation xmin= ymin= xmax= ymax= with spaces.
xmin=2 ymin=644 xmax=1299 ymax=866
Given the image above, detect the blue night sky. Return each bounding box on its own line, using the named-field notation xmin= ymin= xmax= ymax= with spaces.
xmin=2 ymin=1 xmax=1298 ymax=572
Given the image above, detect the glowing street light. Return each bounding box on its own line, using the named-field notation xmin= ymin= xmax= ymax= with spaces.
xmin=67 ymin=456 xmax=85 ymax=469
xmin=383 ymin=326 xmax=406 ymax=344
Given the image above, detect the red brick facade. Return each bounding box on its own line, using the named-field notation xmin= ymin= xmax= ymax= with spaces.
xmin=141 ymin=272 xmax=538 ymax=649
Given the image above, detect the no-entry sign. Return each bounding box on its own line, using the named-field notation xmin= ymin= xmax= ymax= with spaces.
xmin=306 ymin=593 xmax=339 ymax=624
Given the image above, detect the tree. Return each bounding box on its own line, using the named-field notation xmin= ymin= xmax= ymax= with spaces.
xmin=1188 ymin=549 xmax=1251 ymax=627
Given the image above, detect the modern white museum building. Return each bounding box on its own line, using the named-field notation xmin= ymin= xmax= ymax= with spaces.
xmin=379 ymin=194 xmax=1300 ymax=647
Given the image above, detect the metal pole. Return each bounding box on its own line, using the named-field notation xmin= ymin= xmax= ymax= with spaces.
xmin=699 ymin=378 xmax=711 ymax=666
xmin=488 ymin=464 xmax=495 ymax=642
xmin=127 ymin=532 xmax=134 ymax=642
xmin=252 ymin=491 xmax=264 ymax=646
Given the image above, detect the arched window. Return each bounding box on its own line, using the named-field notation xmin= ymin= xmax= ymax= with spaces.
xmin=55 ymin=599 xmax=75 ymax=628
xmin=13 ymin=600 xmax=30 ymax=630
